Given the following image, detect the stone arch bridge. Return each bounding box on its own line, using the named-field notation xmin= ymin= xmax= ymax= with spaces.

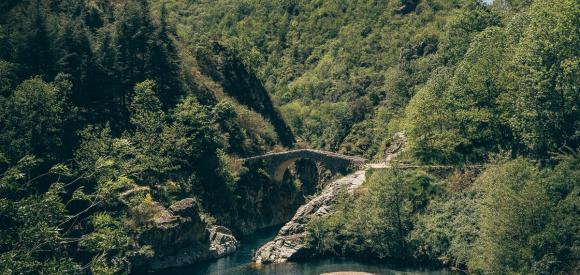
xmin=241 ymin=149 xmax=367 ymax=182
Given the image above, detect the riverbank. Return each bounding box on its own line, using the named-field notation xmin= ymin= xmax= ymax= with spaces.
xmin=254 ymin=170 xmax=367 ymax=263
xmin=153 ymin=225 xmax=454 ymax=275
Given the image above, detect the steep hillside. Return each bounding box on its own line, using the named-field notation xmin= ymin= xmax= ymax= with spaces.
xmin=195 ymin=42 xmax=295 ymax=147
xmin=157 ymin=0 xmax=463 ymax=157
xmin=0 ymin=0 xmax=578 ymax=274
xmin=0 ymin=0 xmax=300 ymax=272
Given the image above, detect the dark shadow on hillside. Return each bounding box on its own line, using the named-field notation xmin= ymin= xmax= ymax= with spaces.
xmin=196 ymin=42 xmax=295 ymax=148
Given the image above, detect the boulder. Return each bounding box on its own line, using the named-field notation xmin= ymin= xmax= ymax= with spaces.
xmin=208 ymin=226 xmax=240 ymax=258
xmin=132 ymin=198 xmax=239 ymax=270
xmin=169 ymin=198 xmax=198 ymax=218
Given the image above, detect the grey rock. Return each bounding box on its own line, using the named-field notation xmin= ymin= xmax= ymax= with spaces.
xmin=253 ymin=171 xmax=367 ymax=264
xmin=132 ymin=198 xmax=239 ymax=270
xmin=169 ymin=198 xmax=197 ymax=218
xmin=208 ymin=226 xmax=240 ymax=258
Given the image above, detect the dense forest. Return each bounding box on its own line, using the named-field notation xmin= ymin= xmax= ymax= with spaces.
xmin=0 ymin=0 xmax=578 ymax=274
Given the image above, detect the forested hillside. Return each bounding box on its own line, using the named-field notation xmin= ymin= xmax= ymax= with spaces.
xmin=157 ymin=0 xmax=578 ymax=163
xmin=159 ymin=0 xmax=459 ymax=156
xmin=162 ymin=0 xmax=579 ymax=273
xmin=0 ymin=0 xmax=300 ymax=273
xmin=0 ymin=0 xmax=578 ymax=274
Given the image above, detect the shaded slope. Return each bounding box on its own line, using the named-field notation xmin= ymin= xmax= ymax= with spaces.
xmin=196 ymin=42 xmax=295 ymax=147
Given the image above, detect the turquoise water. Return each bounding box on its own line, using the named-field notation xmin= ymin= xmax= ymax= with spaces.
xmin=156 ymin=226 xmax=454 ymax=275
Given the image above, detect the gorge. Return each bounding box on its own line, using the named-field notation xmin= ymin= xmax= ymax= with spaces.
xmin=0 ymin=1 xmax=578 ymax=274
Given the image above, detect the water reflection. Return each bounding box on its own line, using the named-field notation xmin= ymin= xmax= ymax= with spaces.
xmin=154 ymin=226 xmax=453 ymax=275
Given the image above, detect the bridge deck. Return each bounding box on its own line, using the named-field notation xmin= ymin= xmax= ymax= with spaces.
xmin=241 ymin=149 xmax=367 ymax=163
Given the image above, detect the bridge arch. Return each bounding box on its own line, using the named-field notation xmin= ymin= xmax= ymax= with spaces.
xmin=241 ymin=149 xmax=367 ymax=182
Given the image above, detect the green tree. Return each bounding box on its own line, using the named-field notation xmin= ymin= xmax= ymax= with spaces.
xmin=148 ymin=2 xmax=182 ymax=107
xmin=0 ymin=184 xmax=80 ymax=274
xmin=0 ymin=60 xmax=16 ymax=96
xmin=440 ymin=1 xmax=501 ymax=65
xmin=410 ymin=182 xmax=480 ymax=268
xmin=471 ymin=156 xmax=579 ymax=274
xmin=499 ymin=0 xmax=580 ymax=158
xmin=112 ymin=0 xmax=182 ymax=112
xmin=53 ymin=18 xmax=93 ymax=103
xmin=404 ymin=68 xmax=462 ymax=163
xmin=0 ymin=75 xmax=71 ymax=162
xmin=10 ymin=0 xmax=54 ymax=78
xmin=171 ymin=96 xmax=235 ymax=212
xmin=445 ymin=27 xmax=511 ymax=161
xmin=492 ymin=0 xmax=533 ymax=11
xmin=126 ymin=80 xmax=173 ymax=183
xmin=214 ymin=99 xmax=248 ymax=155
xmin=307 ymin=169 xmax=441 ymax=259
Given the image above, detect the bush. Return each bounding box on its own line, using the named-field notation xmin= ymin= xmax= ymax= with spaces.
xmin=306 ymin=169 xmax=443 ymax=260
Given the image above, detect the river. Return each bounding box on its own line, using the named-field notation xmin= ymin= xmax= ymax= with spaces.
xmin=154 ymin=226 xmax=455 ymax=275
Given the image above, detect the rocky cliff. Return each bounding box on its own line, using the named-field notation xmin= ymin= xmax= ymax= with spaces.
xmin=253 ymin=133 xmax=406 ymax=264
xmin=253 ymin=170 xmax=367 ymax=263
xmin=129 ymin=197 xmax=240 ymax=271
xmin=228 ymin=158 xmax=323 ymax=236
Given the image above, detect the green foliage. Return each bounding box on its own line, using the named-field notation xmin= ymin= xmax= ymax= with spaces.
xmin=171 ymin=96 xmax=221 ymax=162
xmin=214 ymin=99 xmax=249 ymax=154
xmin=0 ymin=162 xmax=80 ymax=274
xmin=0 ymin=0 xmax=288 ymax=272
xmin=0 ymin=60 xmax=16 ymax=96
xmin=410 ymin=179 xmax=480 ymax=268
xmin=80 ymin=212 xmax=134 ymax=274
xmin=0 ymin=75 xmax=71 ymax=162
xmin=440 ymin=1 xmax=501 ymax=65
xmin=446 ymin=27 xmax=510 ymax=158
xmin=238 ymin=107 xmax=280 ymax=150
xmin=470 ymin=156 xmax=579 ymax=274
xmin=130 ymin=80 xmax=165 ymax=130
xmin=0 ymin=0 xmax=578 ymax=273
xmin=80 ymin=213 xmax=132 ymax=253
xmin=498 ymin=0 xmax=580 ymax=157
xmin=282 ymin=101 xmax=353 ymax=150
xmin=74 ymin=124 xmax=117 ymax=180
xmin=406 ymin=27 xmax=513 ymax=163
xmin=404 ymin=0 xmax=579 ymax=162
xmin=492 ymin=0 xmax=533 ymax=11
xmin=157 ymin=0 xmax=462 ymax=156
xmin=409 ymin=171 xmax=481 ymax=269
xmin=306 ymin=169 xmax=443 ymax=260
xmin=405 ymin=68 xmax=461 ymax=163
xmin=126 ymin=80 xmax=174 ymax=184
xmin=408 ymin=154 xmax=580 ymax=273
xmin=308 ymin=153 xmax=579 ymax=273
xmin=9 ymin=1 xmax=54 ymax=79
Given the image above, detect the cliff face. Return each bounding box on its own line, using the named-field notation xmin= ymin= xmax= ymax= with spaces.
xmin=228 ymin=159 xmax=321 ymax=236
xmin=253 ymin=133 xmax=406 ymax=263
xmin=129 ymin=197 xmax=239 ymax=271
xmin=232 ymin=170 xmax=305 ymax=235
xmin=253 ymin=170 xmax=367 ymax=263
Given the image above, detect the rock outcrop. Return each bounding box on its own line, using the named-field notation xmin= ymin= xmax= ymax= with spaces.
xmin=253 ymin=133 xmax=407 ymax=264
xmin=253 ymin=170 xmax=367 ymax=263
xmin=131 ymin=197 xmax=239 ymax=270
xmin=230 ymin=159 xmax=321 ymax=236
